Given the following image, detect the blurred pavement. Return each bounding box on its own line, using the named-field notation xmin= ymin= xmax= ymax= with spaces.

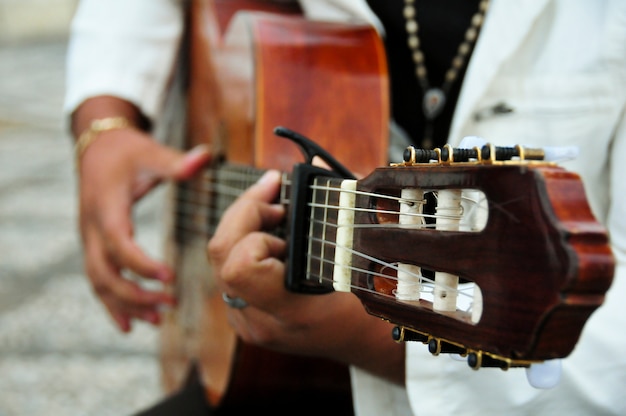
xmin=0 ymin=38 xmax=167 ymax=415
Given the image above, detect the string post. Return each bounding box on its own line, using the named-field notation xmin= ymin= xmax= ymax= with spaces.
xmin=399 ymin=143 xmax=550 ymax=166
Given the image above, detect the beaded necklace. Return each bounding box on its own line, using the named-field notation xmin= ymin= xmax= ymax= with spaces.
xmin=403 ymin=0 xmax=489 ymax=147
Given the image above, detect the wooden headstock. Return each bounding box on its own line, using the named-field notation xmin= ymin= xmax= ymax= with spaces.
xmin=287 ymin=142 xmax=615 ymax=370
xmin=348 ymin=155 xmax=614 ymax=368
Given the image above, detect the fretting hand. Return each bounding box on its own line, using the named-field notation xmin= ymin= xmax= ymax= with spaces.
xmin=207 ymin=170 xmax=405 ymax=383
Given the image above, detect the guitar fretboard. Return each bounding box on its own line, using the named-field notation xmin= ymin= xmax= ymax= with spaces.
xmin=174 ymin=163 xmax=265 ymax=242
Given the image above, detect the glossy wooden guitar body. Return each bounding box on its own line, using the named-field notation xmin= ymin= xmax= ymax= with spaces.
xmin=159 ymin=0 xmax=388 ymax=410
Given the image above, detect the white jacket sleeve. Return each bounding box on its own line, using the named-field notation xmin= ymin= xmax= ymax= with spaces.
xmin=299 ymin=0 xmax=383 ymax=33
xmin=64 ymin=0 xmax=184 ymax=122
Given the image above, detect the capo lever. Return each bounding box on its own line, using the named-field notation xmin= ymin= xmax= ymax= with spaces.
xmin=276 ymin=127 xmax=355 ymax=295
xmin=274 ymin=126 xmax=355 ymax=179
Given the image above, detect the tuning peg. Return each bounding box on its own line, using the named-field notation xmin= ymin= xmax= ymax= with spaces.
xmin=467 ymin=351 xmax=510 ymax=370
xmin=391 ymin=326 xmax=428 ymax=343
xmin=525 ymin=359 xmax=562 ymax=389
xmin=428 ymin=338 xmax=467 ymax=356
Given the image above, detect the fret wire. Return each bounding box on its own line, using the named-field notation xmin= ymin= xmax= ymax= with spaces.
xmin=306 ymin=178 xmax=316 ymax=282
xmin=174 ymin=220 xmax=212 ymax=238
xmin=320 ymin=178 xmax=330 ymax=282
xmin=202 ymin=170 xmax=261 ymax=182
xmin=318 ymin=178 xmax=326 ymax=282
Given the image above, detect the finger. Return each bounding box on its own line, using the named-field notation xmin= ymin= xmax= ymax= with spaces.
xmin=105 ymin=230 xmax=174 ymax=283
xmin=208 ymin=170 xmax=284 ymax=264
xmin=103 ymin=295 xmax=163 ymax=332
xmin=87 ymin=175 xmax=174 ymax=283
xmin=174 ymin=144 xmax=212 ymax=180
xmin=139 ymin=142 xmax=211 ymax=181
xmin=103 ymin=289 xmax=167 ymax=326
xmin=94 ymin=271 xmax=173 ymax=331
xmin=109 ymin=309 xmax=132 ymax=333
xmin=84 ymin=230 xmax=175 ymax=311
xmin=129 ymin=143 xmax=211 ymax=201
xmin=219 ymin=232 xmax=286 ymax=291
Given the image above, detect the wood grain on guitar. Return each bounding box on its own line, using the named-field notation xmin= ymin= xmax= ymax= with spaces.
xmin=160 ymin=0 xmax=388 ymax=411
xmin=286 ymin=142 xmax=614 ymax=371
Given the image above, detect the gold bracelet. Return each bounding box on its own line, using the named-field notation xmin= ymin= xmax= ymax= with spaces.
xmin=75 ymin=117 xmax=131 ymax=170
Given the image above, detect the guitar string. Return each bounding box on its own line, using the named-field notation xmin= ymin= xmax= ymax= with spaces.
xmin=172 ymin=170 xmax=481 ymax=301
xmin=307 ymin=233 xmax=476 ymax=304
xmin=305 ymin=265 xmax=477 ymax=316
xmin=172 ymin=170 xmax=480 ymax=241
xmin=175 ymin=183 xmax=479 ymax=233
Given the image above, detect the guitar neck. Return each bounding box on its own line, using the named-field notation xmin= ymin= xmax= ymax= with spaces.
xmin=174 ymin=163 xmax=265 ymax=241
xmin=174 ymin=160 xmax=348 ymax=284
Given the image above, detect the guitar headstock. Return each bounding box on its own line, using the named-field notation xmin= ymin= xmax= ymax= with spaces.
xmin=347 ymin=145 xmax=614 ymax=369
xmin=285 ymin=141 xmax=614 ymax=370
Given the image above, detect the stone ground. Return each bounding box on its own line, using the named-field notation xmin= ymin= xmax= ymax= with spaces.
xmin=0 ymin=38 xmax=167 ymax=415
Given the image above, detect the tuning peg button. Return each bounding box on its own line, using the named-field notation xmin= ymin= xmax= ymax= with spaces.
xmin=526 ymin=359 xmax=562 ymax=389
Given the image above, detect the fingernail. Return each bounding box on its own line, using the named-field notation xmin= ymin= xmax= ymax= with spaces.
xmin=154 ymin=269 xmax=172 ymax=282
xmin=257 ymin=170 xmax=281 ymax=185
xmin=187 ymin=144 xmax=210 ymax=158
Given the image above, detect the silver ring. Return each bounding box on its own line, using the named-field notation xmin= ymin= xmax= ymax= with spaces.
xmin=222 ymin=292 xmax=248 ymax=309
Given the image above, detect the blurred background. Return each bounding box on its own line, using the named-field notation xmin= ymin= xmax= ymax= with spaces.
xmin=0 ymin=0 xmax=167 ymax=414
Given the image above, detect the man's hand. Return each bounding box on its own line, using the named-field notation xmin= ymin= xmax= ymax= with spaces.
xmin=208 ymin=171 xmax=405 ymax=384
xmin=78 ymin=125 xmax=210 ymax=332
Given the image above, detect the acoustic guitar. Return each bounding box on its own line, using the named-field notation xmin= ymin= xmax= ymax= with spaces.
xmin=160 ymin=0 xmax=614 ymax=410
xmin=159 ymin=0 xmax=388 ymax=412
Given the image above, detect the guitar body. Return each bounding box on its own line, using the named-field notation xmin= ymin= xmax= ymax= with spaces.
xmin=159 ymin=0 xmax=388 ymax=410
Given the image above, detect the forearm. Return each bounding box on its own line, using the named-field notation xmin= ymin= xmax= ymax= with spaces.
xmin=299 ymin=292 xmax=406 ymax=386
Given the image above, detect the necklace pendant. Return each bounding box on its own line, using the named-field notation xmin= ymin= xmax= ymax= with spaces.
xmin=423 ymin=88 xmax=446 ymax=120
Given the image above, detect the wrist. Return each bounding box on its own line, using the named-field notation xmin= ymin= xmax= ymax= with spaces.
xmin=70 ymin=96 xmax=148 ymax=140
xmin=74 ymin=116 xmax=133 ymax=170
